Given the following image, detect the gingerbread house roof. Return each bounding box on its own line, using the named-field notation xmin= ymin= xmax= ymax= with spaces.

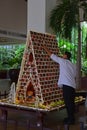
xmin=16 ymin=31 xmax=63 ymax=106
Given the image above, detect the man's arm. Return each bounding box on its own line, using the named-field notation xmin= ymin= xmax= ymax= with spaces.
xmin=42 ymin=45 xmax=62 ymax=64
xmin=42 ymin=45 xmax=52 ymax=57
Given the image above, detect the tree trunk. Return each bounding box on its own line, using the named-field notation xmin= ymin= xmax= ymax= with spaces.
xmin=76 ymin=18 xmax=82 ymax=88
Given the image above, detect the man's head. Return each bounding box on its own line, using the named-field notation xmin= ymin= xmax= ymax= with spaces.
xmin=63 ymin=51 xmax=71 ymax=60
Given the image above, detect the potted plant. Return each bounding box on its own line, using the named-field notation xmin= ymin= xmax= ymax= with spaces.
xmin=8 ymin=45 xmax=25 ymax=84
xmin=0 ymin=44 xmax=25 ymax=82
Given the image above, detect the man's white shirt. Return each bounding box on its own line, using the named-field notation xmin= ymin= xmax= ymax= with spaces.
xmin=51 ymin=54 xmax=76 ymax=89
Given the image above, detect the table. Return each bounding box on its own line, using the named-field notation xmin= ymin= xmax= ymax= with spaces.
xmin=0 ymin=102 xmax=60 ymax=130
xmin=0 ymin=98 xmax=85 ymax=130
xmin=76 ymin=90 xmax=87 ymax=98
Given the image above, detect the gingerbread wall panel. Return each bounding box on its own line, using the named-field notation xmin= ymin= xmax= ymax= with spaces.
xmin=16 ymin=31 xmax=63 ymax=106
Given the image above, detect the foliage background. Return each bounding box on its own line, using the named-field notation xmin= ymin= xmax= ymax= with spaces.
xmin=0 ymin=44 xmax=25 ymax=70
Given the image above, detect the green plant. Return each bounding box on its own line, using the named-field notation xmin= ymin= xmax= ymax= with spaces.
xmin=82 ymin=60 xmax=87 ymax=76
xmin=0 ymin=44 xmax=25 ymax=70
xmin=49 ymin=0 xmax=87 ymax=86
xmin=57 ymin=37 xmax=77 ymax=63
xmin=8 ymin=45 xmax=25 ymax=69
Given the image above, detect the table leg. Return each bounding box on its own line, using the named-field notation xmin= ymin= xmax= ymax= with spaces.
xmin=0 ymin=109 xmax=7 ymax=120
xmin=36 ymin=111 xmax=44 ymax=130
xmin=14 ymin=120 xmax=18 ymax=130
xmin=64 ymin=124 xmax=69 ymax=130
xmin=79 ymin=122 xmax=84 ymax=130
xmin=0 ymin=109 xmax=7 ymax=130
xmin=26 ymin=120 xmax=30 ymax=130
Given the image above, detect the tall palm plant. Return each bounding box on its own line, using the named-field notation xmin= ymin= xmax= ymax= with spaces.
xmin=49 ymin=0 xmax=87 ymax=88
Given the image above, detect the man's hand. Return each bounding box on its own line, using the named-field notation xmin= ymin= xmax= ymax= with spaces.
xmin=41 ymin=44 xmax=52 ymax=57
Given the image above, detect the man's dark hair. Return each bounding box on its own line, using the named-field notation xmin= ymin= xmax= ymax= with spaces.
xmin=64 ymin=51 xmax=71 ymax=60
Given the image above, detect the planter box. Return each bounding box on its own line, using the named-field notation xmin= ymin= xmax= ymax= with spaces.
xmin=0 ymin=70 xmax=7 ymax=79
xmin=9 ymin=69 xmax=20 ymax=84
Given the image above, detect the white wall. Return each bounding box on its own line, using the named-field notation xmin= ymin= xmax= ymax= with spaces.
xmin=46 ymin=0 xmax=57 ymax=34
xmin=0 ymin=0 xmax=27 ymax=35
xmin=0 ymin=0 xmax=84 ymax=38
xmin=27 ymin=0 xmax=46 ymax=33
xmin=0 ymin=0 xmax=58 ymax=38
xmin=27 ymin=0 xmax=57 ymax=34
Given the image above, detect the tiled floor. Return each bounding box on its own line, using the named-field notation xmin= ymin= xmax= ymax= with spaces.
xmin=0 ymin=104 xmax=86 ymax=130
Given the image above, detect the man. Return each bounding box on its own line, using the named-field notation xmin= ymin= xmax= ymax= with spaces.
xmin=42 ymin=45 xmax=76 ymax=125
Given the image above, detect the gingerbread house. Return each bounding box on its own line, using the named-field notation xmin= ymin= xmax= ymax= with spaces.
xmin=15 ymin=31 xmax=63 ymax=106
